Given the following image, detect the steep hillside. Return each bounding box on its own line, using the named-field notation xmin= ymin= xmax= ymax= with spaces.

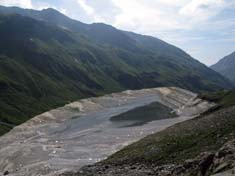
xmin=0 ymin=6 xmax=233 ymax=135
xmin=211 ymin=51 xmax=235 ymax=84
xmin=68 ymin=90 xmax=235 ymax=176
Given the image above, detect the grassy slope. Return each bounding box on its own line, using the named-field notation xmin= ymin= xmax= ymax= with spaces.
xmin=200 ymin=90 xmax=235 ymax=109
xmin=103 ymin=90 xmax=235 ymax=167
xmin=0 ymin=11 xmax=232 ymax=136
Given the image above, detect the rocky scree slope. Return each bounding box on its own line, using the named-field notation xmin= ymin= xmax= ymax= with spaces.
xmin=0 ymin=6 xmax=232 ymax=135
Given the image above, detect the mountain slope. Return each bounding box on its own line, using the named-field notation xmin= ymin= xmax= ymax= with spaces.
xmin=211 ymin=51 xmax=235 ymax=84
xmin=0 ymin=6 xmax=233 ymax=135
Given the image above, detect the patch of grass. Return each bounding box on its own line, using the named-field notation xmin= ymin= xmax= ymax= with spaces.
xmin=200 ymin=90 xmax=235 ymax=108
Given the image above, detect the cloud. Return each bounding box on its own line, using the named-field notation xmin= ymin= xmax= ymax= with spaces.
xmin=76 ymin=0 xmax=104 ymax=22
xmin=110 ymin=0 xmax=184 ymax=34
xmin=0 ymin=0 xmax=33 ymax=8
xmin=109 ymin=0 xmax=232 ymax=33
xmin=179 ymin=0 xmax=226 ymax=21
xmin=77 ymin=0 xmax=94 ymax=15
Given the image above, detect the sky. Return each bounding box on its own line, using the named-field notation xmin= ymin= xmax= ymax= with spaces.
xmin=0 ymin=0 xmax=234 ymax=66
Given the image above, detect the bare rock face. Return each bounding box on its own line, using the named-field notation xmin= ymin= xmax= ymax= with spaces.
xmin=210 ymin=140 xmax=235 ymax=176
xmin=176 ymin=139 xmax=235 ymax=176
xmin=0 ymin=87 xmax=214 ymax=176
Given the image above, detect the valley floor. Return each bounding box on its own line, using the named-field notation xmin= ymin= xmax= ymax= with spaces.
xmin=0 ymin=87 xmax=212 ymax=176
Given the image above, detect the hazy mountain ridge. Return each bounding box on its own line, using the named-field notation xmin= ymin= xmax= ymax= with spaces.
xmin=0 ymin=6 xmax=233 ymax=135
xmin=211 ymin=51 xmax=235 ymax=84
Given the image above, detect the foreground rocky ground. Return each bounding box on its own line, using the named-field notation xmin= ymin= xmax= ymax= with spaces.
xmin=61 ymin=91 xmax=235 ymax=176
xmin=62 ymin=138 xmax=235 ymax=176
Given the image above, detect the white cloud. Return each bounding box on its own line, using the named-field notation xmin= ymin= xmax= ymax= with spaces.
xmin=110 ymin=0 xmax=184 ymax=34
xmin=109 ymin=0 xmax=231 ymax=33
xmin=0 ymin=0 xmax=67 ymax=14
xmin=179 ymin=0 xmax=226 ymax=21
xmin=76 ymin=0 xmax=104 ymax=22
xmin=0 ymin=0 xmax=33 ymax=9
xmin=77 ymin=0 xmax=94 ymax=15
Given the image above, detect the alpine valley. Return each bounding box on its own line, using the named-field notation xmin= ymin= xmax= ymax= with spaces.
xmin=0 ymin=6 xmax=232 ymax=135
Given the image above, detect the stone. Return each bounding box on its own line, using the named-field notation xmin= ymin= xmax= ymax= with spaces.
xmin=214 ymin=163 xmax=230 ymax=174
xmin=3 ymin=171 xmax=9 ymax=175
xmin=130 ymin=166 xmax=136 ymax=170
xmin=199 ymin=153 xmax=215 ymax=175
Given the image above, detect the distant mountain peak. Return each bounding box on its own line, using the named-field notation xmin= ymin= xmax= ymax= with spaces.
xmin=41 ymin=7 xmax=62 ymax=15
xmin=39 ymin=7 xmax=68 ymax=19
xmin=211 ymin=51 xmax=235 ymax=84
xmin=41 ymin=7 xmax=57 ymax=11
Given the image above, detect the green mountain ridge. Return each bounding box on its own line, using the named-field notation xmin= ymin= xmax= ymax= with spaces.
xmin=0 ymin=6 xmax=233 ymax=135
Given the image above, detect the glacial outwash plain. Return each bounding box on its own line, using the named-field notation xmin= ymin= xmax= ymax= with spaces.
xmin=0 ymin=87 xmax=214 ymax=176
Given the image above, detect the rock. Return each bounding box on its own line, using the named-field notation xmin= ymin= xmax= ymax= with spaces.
xmin=199 ymin=152 xmax=214 ymax=175
xmin=3 ymin=171 xmax=9 ymax=175
xmin=213 ymin=163 xmax=230 ymax=174
xmin=130 ymin=166 xmax=136 ymax=170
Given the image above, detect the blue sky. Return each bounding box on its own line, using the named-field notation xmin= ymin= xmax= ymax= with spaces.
xmin=0 ymin=0 xmax=234 ymax=66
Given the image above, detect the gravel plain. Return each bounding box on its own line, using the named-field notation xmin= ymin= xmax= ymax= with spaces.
xmin=0 ymin=87 xmax=214 ymax=176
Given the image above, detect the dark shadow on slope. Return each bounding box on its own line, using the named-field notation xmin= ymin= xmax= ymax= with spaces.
xmin=110 ymin=102 xmax=177 ymax=127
